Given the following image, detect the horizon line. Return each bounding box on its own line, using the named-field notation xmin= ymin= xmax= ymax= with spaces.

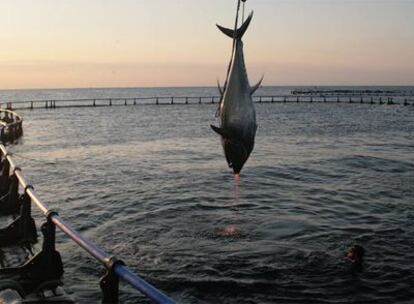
xmin=1 ymin=84 xmax=414 ymax=92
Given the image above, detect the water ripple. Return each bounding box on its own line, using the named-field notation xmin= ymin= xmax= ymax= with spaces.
xmin=7 ymin=95 xmax=414 ymax=303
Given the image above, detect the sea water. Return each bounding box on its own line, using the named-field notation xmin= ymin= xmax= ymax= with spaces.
xmin=1 ymin=86 xmax=414 ymax=303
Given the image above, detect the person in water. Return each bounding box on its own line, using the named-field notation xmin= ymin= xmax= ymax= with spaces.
xmin=346 ymin=244 xmax=365 ymax=271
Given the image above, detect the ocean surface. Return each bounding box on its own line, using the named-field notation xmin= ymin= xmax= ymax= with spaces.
xmin=1 ymin=86 xmax=414 ymax=303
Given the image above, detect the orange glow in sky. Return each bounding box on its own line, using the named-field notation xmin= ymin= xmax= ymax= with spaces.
xmin=0 ymin=0 xmax=413 ymax=89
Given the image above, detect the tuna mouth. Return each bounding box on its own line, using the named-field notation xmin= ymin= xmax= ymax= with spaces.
xmin=224 ymin=140 xmax=248 ymax=175
xmin=232 ymin=165 xmax=243 ymax=175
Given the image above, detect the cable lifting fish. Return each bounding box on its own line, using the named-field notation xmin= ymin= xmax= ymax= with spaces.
xmin=211 ymin=1 xmax=263 ymax=175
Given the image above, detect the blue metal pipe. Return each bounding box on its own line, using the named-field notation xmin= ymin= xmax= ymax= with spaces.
xmin=51 ymin=215 xmax=109 ymax=263
xmin=115 ymin=264 xmax=175 ymax=304
xmin=54 ymin=215 xmax=175 ymax=303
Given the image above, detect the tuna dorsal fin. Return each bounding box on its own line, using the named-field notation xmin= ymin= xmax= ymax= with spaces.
xmin=216 ymin=11 xmax=253 ymax=40
xmin=210 ymin=125 xmax=232 ymax=139
xmin=217 ymin=79 xmax=224 ymax=96
xmin=251 ymin=75 xmax=264 ymax=95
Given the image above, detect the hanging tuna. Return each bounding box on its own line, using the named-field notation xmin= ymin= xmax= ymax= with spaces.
xmin=211 ymin=1 xmax=262 ymax=175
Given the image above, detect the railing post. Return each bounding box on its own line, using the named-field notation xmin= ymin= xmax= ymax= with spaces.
xmin=156 ymin=98 xmax=159 ymax=105
xmin=10 ymin=125 xmax=14 ymax=141
xmin=4 ymin=213 xmax=65 ymax=288
xmin=109 ymin=99 xmax=112 ymax=106
xmin=0 ymin=172 xmax=19 ymax=215
xmin=1 ymin=154 xmax=10 ymax=181
xmin=211 ymin=97 xmax=214 ymax=104
xmin=100 ymin=257 xmax=124 ymax=303
xmin=93 ymin=99 xmax=96 ymax=107
xmin=199 ymin=97 xmax=202 ymax=104
xmin=0 ymin=191 xmax=38 ymax=245
xmin=271 ymin=96 xmax=274 ymax=103
xmin=185 ymin=97 xmax=188 ymax=104
xmin=0 ymin=156 xmax=9 ymax=197
xmin=171 ymin=97 xmax=174 ymax=105
xmin=20 ymin=192 xmax=37 ymax=242
xmin=125 ymin=99 xmax=127 ymax=106
xmin=133 ymin=99 xmax=136 ymax=106
xmin=297 ymin=97 xmax=299 ymax=103
xmin=30 ymin=101 xmax=34 ymax=110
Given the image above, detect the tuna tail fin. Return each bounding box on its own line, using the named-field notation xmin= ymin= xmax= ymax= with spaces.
xmin=251 ymin=75 xmax=264 ymax=95
xmin=216 ymin=11 xmax=253 ymax=40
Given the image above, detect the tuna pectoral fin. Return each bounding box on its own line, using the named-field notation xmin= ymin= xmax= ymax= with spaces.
xmin=217 ymin=79 xmax=224 ymax=96
xmin=251 ymin=75 xmax=264 ymax=95
xmin=216 ymin=11 xmax=253 ymax=40
xmin=210 ymin=125 xmax=232 ymax=139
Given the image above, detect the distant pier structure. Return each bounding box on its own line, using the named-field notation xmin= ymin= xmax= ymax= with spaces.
xmin=291 ymin=88 xmax=414 ymax=97
xmin=1 ymin=92 xmax=414 ymax=110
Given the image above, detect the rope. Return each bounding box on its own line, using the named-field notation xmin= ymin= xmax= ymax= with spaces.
xmin=242 ymin=0 xmax=246 ymax=23
xmin=216 ymin=0 xmax=243 ymax=117
xmin=9 ymin=152 xmax=102 ymax=177
xmin=10 ymin=152 xmax=90 ymax=177
xmin=6 ymin=152 xmax=88 ymax=178
xmin=10 ymin=152 xmax=57 ymax=166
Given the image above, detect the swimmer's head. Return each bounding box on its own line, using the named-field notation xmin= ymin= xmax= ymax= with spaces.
xmin=347 ymin=244 xmax=365 ymax=265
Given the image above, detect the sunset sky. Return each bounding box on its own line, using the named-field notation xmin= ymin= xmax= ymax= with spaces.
xmin=1 ymin=0 xmax=413 ymax=89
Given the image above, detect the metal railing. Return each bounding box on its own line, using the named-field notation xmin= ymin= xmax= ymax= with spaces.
xmin=1 ymin=94 xmax=414 ymax=110
xmin=0 ymin=144 xmax=175 ymax=303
